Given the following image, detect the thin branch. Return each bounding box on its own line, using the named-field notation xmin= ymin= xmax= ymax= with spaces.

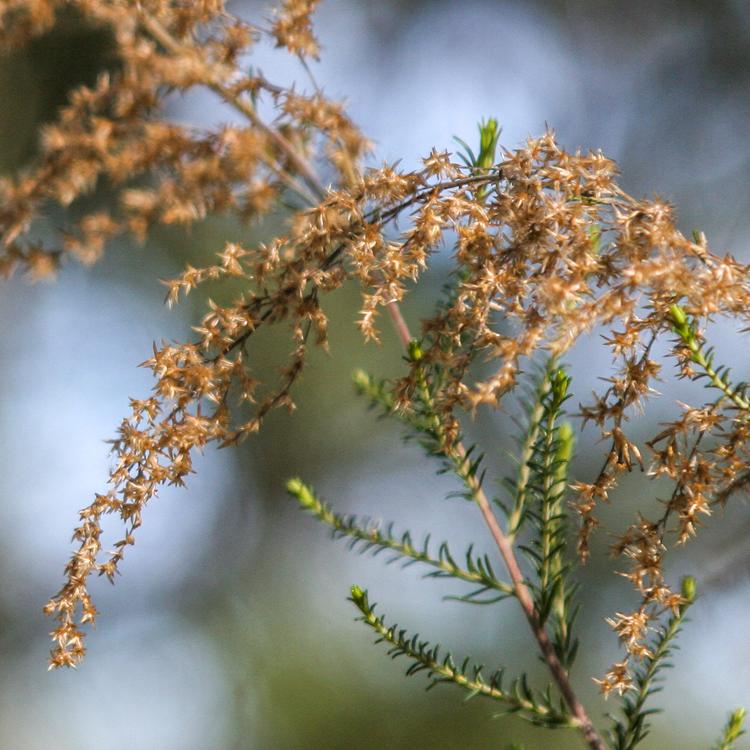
xmin=387 ymin=302 xmax=605 ymax=750
xmin=670 ymin=304 xmax=750 ymax=413
xmin=457 ymin=444 xmax=606 ymax=750
xmin=376 ymin=172 xmax=502 ymax=225
xmin=609 ymin=584 xmax=694 ymax=750
xmin=137 ymin=13 xmax=326 ymax=204
xmin=287 ymin=478 xmax=513 ymax=597
xmin=350 ymin=585 xmax=579 ymax=728
xmin=589 ymin=331 xmax=659 ymax=490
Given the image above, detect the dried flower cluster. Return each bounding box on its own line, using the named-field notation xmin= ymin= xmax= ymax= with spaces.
xmin=3 ymin=2 xmax=749 ymax=746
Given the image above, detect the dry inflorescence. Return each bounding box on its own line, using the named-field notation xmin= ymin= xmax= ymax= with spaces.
xmin=3 ymin=0 xmax=749 ymax=712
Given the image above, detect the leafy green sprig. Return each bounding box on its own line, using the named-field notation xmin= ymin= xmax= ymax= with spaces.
xmin=283 ymin=122 xmax=750 ymax=750
xmin=349 ymin=585 xmax=578 ymax=730
xmin=670 ymin=304 xmax=750 ymax=412
xmin=712 ymin=708 xmax=747 ymax=750
xmin=520 ymin=367 xmax=579 ymax=669
xmin=454 ymin=117 xmax=501 ymax=171
xmin=504 ymin=370 xmax=551 ymax=541
xmin=490 ymin=361 xmax=580 ymax=669
xmin=305 ymin=351 xmax=602 ymax=730
xmin=286 ymin=478 xmax=513 ymax=602
xmin=353 ymin=346 xmax=488 ymax=506
xmin=608 ymin=576 xmax=696 ymax=750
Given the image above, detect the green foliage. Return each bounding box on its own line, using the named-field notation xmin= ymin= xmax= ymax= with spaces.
xmin=351 ymin=367 xmax=395 ymax=414
xmin=504 ymin=369 xmax=551 ymax=541
xmin=454 ymin=117 xmax=500 ymax=201
xmin=607 ymin=577 xmax=697 ymax=750
xmin=454 ymin=117 xmax=501 ymax=171
xmin=712 ymin=708 xmax=747 ymax=750
xmin=349 ymin=585 xmax=577 ymax=730
xmin=503 ymin=363 xmax=579 ymax=669
xmin=294 ymin=348 xmax=748 ymax=749
xmin=670 ymin=304 xmax=750 ymax=412
xmin=291 ymin=359 xmax=587 ymax=738
xmin=353 ymin=358 xmax=487 ymax=505
xmin=286 ymin=478 xmax=513 ymax=602
xmin=286 ymin=125 xmax=748 ymax=750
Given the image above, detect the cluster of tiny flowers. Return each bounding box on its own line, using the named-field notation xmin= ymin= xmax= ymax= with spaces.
xmin=3 ymin=1 xmax=750 ymax=692
xmin=0 ymin=0 xmax=364 ymax=281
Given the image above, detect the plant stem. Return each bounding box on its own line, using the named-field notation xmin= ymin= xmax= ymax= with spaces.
xmin=138 ymin=14 xmax=326 ymax=204
xmin=287 ymin=478 xmax=513 ymax=595
xmin=615 ymin=609 xmax=685 ymax=750
xmin=386 ymin=300 xmax=413 ymax=350
xmin=390 ymin=308 xmax=605 ymax=750
xmin=459 ymin=444 xmax=605 ymax=750
xmin=670 ymin=304 xmax=750 ymax=412
xmin=687 ymin=339 xmax=750 ymax=411
xmin=350 ymin=586 xmax=577 ymax=726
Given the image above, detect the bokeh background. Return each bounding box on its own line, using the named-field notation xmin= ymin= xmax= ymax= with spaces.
xmin=1 ymin=1 xmax=749 ymax=748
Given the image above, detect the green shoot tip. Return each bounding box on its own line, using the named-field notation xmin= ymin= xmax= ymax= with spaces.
xmin=680 ymin=575 xmax=697 ymax=605
xmin=408 ymin=339 xmax=424 ymax=362
xmin=728 ymin=707 xmax=746 ymax=735
xmin=551 ymin=367 xmax=571 ymax=404
xmin=669 ymin=303 xmax=688 ymax=328
xmin=285 ymin=477 xmax=303 ymax=494
xmin=351 ymin=368 xmax=370 ymax=388
xmin=285 ymin=477 xmax=315 ymax=509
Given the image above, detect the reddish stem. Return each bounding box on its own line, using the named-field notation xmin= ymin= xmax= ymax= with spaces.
xmin=387 ymin=302 xmax=605 ymax=750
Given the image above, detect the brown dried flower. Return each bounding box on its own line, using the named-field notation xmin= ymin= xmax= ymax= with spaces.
xmin=3 ymin=5 xmax=750 ymax=724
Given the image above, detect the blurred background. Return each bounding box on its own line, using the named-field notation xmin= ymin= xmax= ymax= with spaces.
xmin=1 ymin=1 xmax=749 ymax=748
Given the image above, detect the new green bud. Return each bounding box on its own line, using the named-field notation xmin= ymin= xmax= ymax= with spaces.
xmin=350 ymin=585 xmax=367 ymax=611
xmin=680 ymin=575 xmax=697 ymax=604
xmin=727 ymin=707 xmax=747 ymax=740
xmin=551 ymin=368 xmax=571 ymax=405
xmin=408 ymin=339 xmax=424 ymax=362
xmin=669 ymin=303 xmax=688 ymax=330
xmin=286 ymin=477 xmax=315 ymax=509
xmin=352 ymin=368 xmax=371 ymax=390
xmin=478 ymin=118 xmax=500 ymax=169
xmin=285 ymin=476 xmax=303 ymax=495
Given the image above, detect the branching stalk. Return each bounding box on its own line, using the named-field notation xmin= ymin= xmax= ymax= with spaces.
xmin=670 ymin=304 xmax=750 ymax=412
xmin=350 ymin=585 xmax=578 ymax=728
xmin=137 ymin=13 xmax=326 ymax=204
xmin=609 ymin=577 xmax=696 ymax=750
xmin=393 ymin=321 xmax=605 ymax=750
xmin=287 ymin=478 xmax=513 ymax=598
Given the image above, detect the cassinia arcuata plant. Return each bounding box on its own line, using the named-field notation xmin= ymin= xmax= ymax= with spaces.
xmin=1 ymin=1 xmax=747 ymax=747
